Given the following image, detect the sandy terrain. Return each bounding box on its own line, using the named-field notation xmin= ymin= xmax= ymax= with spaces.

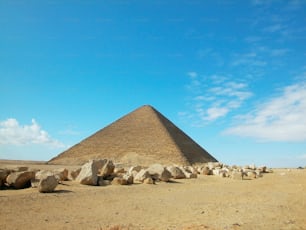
xmin=0 ymin=161 xmax=305 ymax=230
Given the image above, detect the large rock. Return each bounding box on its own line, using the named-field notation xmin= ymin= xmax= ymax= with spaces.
xmin=122 ymin=174 xmax=134 ymax=185
xmin=98 ymin=159 xmax=115 ymax=178
xmin=147 ymin=164 xmax=171 ymax=182
xmin=68 ymin=168 xmax=81 ymax=180
xmin=31 ymin=170 xmax=54 ymax=188
xmin=199 ymin=166 xmax=213 ymax=175
xmin=76 ymin=159 xmax=106 ymax=185
xmin=166 ymin=166 xmax=186 ymax=179
xmin=6 ymin=171 xmax=35 ymax=189
xmin=38 ymin=175 xmax=58 ymax=193
xmin=180 ymin=167 xmax=198 ymax=179
xmin=53 ymin=168 xmax=69 ymax=181
xmin=134 ymin=169 xmax=151 ymax=183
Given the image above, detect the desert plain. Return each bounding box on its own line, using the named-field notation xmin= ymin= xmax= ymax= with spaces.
xmin=0 ymin=160 xmax=305 ymax=230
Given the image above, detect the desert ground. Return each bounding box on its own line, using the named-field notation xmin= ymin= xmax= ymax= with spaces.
xmin=0 ymin=160 xmax=305 ymax=230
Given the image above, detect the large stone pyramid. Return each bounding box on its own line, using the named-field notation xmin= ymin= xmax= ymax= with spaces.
xmin=49 ymin=105 xmax=217 ymax=165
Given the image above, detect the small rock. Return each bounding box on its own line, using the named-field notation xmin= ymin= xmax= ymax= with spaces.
xmin=38 ymin=175 xmax=58 ymax=193
xmin=134 ymin=169 xmax=151 ymax=183
xmin=143 ymin=177 xmax=154 ymax=184
xmin=111 ymin=177 xmax=128 ymax=185
xmin=166 ymin=166 xmax=186 ymax=179
xmin=147 ymin=164 xmax=171 ymax=182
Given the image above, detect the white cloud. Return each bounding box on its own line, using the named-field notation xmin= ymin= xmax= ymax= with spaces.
xmin=181 ymin=73 xmax=253 ymax=124
xmin=224 ymin=82 xmax=306 ymax=142
xmin=0 ymin=118 xmax=65 ymax=148
xmin=187 ymin=71 xmax=198 ymax=78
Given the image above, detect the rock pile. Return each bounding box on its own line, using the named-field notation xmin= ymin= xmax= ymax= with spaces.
xmin=0 ymin=159 xmax=272 ymax=192
xmin=0 ymin=167 xmax=71 ymax=193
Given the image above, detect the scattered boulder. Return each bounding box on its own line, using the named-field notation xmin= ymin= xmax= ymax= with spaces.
xmin=76 ymin=159 xmax=106 ymax=185
xmin=128 ymin=166 xmax=142 ymax=176
xmin=111 ymin=177 xmax=128 ymax=185
xmin=114 ymin=167 xmax=125 ymax=174
xmin=98 ymin=159 xmax=115 ymax=178
xmin=134 ymin=169 xmax=151 ymax=183
xmin=143 ymin=177 xmax=154 ymax=184
xmin=38 ymin=175 xmax=58 ymax=193
xmin=166 ymin=166 xmax=186 ymax=179
xmin=68 ymin=168 xmax=81 ymax=180
xmin=147 ymin=164 xmax=171 ymax=182
xmin=122 ymin=174 xmax=134 ymax=185
xmin=6 ymin=171 xmax=35 ymax=189
xmin=199 ymin=166 xmax=213 ymax=175
xmin=31 ymin=170 xmax=54 ymax=188
xmin=180 ymin=167 xmax=197 ymax=179
xmin=53 ymin=168 xmax=68 ymax=181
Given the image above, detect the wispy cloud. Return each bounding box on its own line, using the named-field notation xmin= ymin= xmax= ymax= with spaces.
xmin=181 ymin=72 xmax=253 ymax=125
xmin=224 ymin=81 xmax=306 ymax=142
xmin=0 ymin=118 xmax=65 ymax=148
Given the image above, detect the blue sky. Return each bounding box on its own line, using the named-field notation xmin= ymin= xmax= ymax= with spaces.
xmin=1 ymin=0 xmax=306 ymax=167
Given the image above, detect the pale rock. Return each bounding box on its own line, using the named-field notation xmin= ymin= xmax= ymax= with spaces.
xmin=98 ymin=159 xmax=115 ymax=178
xmin=6 ymin=171 xmax=35 ymax=189
xmin=184 ymin=166 xmax=197 ymax=174
xmin=32 ymin=170 xmax=54 ymax=188
xmin=147 ymin=164 xmax=171 ymax=182
xmin=53 ymin=168 xmax=68 ymax=181
xmin=166 ymin=166 xmax=186 ymax=179
xmin=143 ymin=177 xmax=154 ymax=184
xmin=114 ymin=167 xmax=125 ymax=174
xmin=199 ymin=166 xmax=213 ymax=175
xmin=38 ymin=175 xmax=58 ymax=193
xmin=111 ymin=177 xmax=128 ymax=185
xmin=134 ymin=169 xmax=151 ymax=183
xmin=257 ymin=166 xmax=267 ymax=173
xmin=247 ymin=171 xmax=257 ymax=179
xmin=128 ymin=166 xmax=142 ymax=175
xmin=180 ymin=167 xmax=197 ymax=179
xmin=68 ymin=168 xmax=81 ymax=180
xmin=76 ymin=159 xmax=106 ymax=185
xmin=122 ymin=174 xmax=134 ymax=185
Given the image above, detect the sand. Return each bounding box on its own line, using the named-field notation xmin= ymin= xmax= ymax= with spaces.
xmin=0 ymin=161 xmax=305 ymax=230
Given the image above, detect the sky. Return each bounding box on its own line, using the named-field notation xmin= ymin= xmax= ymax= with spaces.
xmin=1 ymin=0 xmax=306 ymax=168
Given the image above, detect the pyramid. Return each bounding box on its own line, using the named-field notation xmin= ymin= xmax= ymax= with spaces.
xmin=49 ymin=105 xmax=217 ymax=166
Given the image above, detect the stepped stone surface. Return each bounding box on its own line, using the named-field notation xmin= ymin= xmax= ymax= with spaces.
xmin=49 ymin=105 xmax=217 ymax=166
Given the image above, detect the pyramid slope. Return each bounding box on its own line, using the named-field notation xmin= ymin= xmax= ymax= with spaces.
xmin=49 ymin=105 xmax=217 ymax=165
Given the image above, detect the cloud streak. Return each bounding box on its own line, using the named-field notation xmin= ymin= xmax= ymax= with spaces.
xmin=182 ymin=72 xmax=253 ymax=125
xmin=0 ymin=118 xmax=65 ymax=148
xmin=224 ymin=82 xmax=306 ymax=142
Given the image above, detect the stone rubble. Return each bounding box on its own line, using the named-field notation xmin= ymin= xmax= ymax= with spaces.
xmin=0 ymin=159 xmax=272 ymax=192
